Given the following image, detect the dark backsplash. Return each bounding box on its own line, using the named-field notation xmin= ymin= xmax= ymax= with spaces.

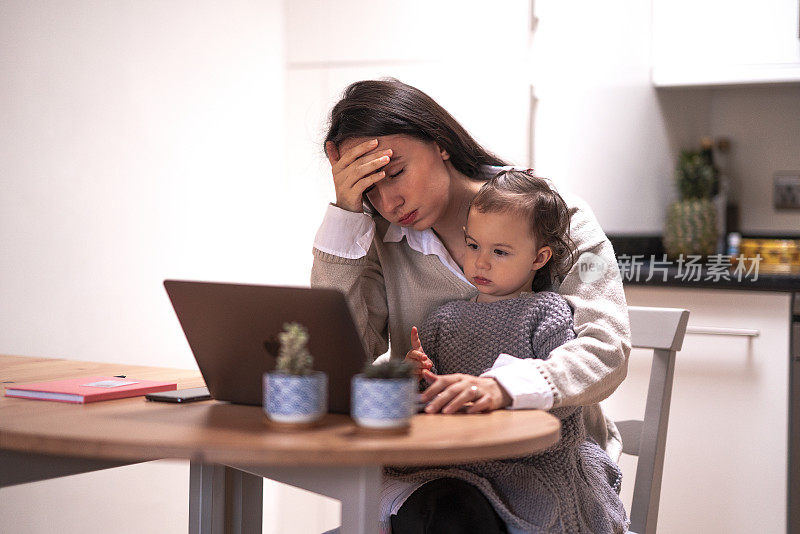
xmin=607 ymin=233 xmax=800 ymax=258
xmin=606 ymin=234 xmax=664 ymax=258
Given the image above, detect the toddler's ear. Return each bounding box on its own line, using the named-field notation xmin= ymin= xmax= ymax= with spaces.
xmin=532 ymin=246 xmax=553 ymax=270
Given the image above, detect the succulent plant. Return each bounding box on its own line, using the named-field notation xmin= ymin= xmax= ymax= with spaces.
xmin=275 ymin=322 xmax=314 ymax=375
xmin=362 ymin=358 xmax=414 ymax=379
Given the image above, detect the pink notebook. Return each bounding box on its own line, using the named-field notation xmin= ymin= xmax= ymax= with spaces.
xmin=4 ymin=376 xmax=177 ymax=403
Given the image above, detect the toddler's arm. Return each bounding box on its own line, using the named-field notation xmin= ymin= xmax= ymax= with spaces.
xmin=481 ymin=292 xmax=575 ymax=411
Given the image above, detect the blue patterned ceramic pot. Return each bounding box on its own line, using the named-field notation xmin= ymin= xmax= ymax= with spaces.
xmin=263 ymin=371 xmax=327 ymax=424
xmin=351 ymin=374 xmax=416 ymax=429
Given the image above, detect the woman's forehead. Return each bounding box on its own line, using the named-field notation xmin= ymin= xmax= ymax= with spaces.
xmin=339 ymin=134 xmax=427 ymax=153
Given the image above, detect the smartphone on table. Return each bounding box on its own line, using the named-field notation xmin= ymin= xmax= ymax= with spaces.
xmin=146 ymin=387 xmax=212 ymax=403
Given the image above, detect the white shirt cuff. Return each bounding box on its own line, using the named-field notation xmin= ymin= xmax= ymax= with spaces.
xmin=481 ymin=354 xmax=554 ymax=410
xmin=313 ymin=204 xmax=375 ymax=259
xmin=372 ymin=352 xmax=391 ymax=365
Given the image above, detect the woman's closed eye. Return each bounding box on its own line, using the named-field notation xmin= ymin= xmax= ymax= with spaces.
xmin=363 ymin=168 xmax=403 ymax=196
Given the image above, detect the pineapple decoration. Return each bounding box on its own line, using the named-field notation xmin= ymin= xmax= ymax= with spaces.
xmin=275 ymin=322 xmax=314 ymax=375
xmin=663 ymin=148 xmax=719 ymax=259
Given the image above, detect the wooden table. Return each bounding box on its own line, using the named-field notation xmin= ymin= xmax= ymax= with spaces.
xmin=0 ymin=355 xmax=561 ymax=533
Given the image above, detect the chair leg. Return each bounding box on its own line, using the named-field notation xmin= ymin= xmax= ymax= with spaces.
xmin=629 ymin=348 xmax=676 ymax=534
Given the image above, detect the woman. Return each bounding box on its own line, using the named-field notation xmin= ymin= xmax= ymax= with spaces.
xmin=311 ymin=79 xmax=630 ymax=533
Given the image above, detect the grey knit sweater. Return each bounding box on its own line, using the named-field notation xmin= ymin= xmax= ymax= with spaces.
xmin=386 ymin=292 xmax=628 ymax=534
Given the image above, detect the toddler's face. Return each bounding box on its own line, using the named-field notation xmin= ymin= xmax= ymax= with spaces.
xmin=463 ymin=209 xmax=551 ymax=302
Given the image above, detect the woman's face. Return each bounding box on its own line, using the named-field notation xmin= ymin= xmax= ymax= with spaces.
xmin=337 ymin=134 xmax=452 ymax=230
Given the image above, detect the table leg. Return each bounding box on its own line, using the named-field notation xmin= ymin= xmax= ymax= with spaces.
xmin=231 ymin=464 xmax=381 ymax=534
xmin=337 ymin=465 xmax=382 ymax=534
xmin=189 ymin=462 xmax=224 ymax=534
xmin=226 ymin=467 xmax=263 ymax=533
xmin=189 ymin=462 xmax=263 ymax=534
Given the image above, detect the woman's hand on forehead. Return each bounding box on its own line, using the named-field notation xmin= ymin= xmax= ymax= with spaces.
xmin=325 ymin=138 xmax=392 ymax=213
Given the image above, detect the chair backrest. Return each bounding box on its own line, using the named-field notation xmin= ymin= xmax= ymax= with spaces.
xmin=617 ymin=306 xmax=689 ymax=534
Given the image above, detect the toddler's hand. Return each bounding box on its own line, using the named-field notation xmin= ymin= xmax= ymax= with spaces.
xmin=404 ymin=326 xmax=432 ymax=378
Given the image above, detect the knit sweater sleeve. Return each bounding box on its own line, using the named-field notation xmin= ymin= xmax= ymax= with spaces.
xmin=529 ymin=192 xmax=631 ymax=409
xmin=311 ymin=240 xmax=389 ymax=360
xmin=530 ymin=292 xmax=576 ymax=360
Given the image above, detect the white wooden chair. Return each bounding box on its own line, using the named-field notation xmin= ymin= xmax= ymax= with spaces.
xmin=617 ymin=306 xmax=690 ymax=534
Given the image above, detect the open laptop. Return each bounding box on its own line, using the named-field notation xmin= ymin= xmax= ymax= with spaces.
xmin=163 ymin=280 xmax=370 ymax=413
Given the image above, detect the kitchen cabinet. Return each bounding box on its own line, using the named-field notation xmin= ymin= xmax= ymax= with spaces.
xmin=603 ymin=287 xmax=792 ymax=532
xmin=652 ymin=0 xmax=800 ymax=86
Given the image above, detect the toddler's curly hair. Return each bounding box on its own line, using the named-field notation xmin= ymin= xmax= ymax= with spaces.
xmin=470 ymin=169 xmax=577 ymax=291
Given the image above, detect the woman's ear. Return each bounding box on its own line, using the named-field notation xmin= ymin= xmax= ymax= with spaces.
xmin=434 ymin=142 xmax=450 ymax=161
xmin=324 ymin=141 xmax=340 ymax=164
xmin=531 ymin=246 xmax=553 ymax=271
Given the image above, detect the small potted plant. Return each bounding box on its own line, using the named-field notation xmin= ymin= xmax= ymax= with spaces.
xmin=263 ymin=322 xmax=327 ymax=425
xmin=351 ymin=358 xmax=416 ymax=430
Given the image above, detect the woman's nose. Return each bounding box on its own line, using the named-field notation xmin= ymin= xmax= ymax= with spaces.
xmin=375 ymin=182 xmax=402 ymax=213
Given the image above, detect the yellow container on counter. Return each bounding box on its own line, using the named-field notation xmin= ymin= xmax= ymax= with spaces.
xmin=738 ymin=238 xmax=800 ymax=273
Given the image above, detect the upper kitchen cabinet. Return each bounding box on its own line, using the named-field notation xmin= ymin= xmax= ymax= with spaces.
xmin=284 ymin=0 xmax=531 ymax=65
xmin=652 ymin=0 xmax=800 ymax=87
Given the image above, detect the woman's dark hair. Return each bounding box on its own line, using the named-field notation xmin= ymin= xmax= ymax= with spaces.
xmin=470 ymin=169 xmax=577 ymax=291
xmin=324 ymin=78 xmax=509 ymax=179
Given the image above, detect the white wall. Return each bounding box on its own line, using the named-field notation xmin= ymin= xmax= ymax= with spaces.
xmin=0 ymin=0 xmax=291 ymax=370
xmin=0 ymin=2 xmax=327 ymax=533
xmin=710 ymin=85 xmax=800 ymax=233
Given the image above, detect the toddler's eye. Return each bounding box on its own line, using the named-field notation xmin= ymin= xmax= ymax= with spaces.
xmin=494 ymin=249 xmax=508 ymax=256
xmin=466 ymin=243 xmax=478 ymax=250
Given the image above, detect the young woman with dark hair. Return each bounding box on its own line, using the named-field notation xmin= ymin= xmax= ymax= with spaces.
xmin=312 ymin=79 xmax=630 ymax=533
